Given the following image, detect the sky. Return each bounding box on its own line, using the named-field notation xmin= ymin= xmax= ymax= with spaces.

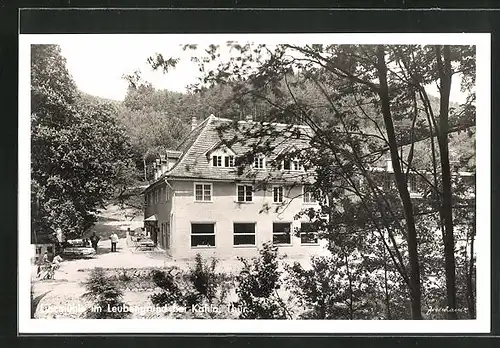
xmin=59 ymin=39 xmax=197 ymax=100
xmin=53 ymin=34 xmax=471 ymax=102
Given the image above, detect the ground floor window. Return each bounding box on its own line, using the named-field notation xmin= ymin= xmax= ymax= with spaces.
xmin=300 ymin=222 xmax=319 ymax=244
xmin=191 ymin=223 xmax=215 ymax=247
xmin=273 ymin=222 xmax=291 ymax=245
xmin=233 ymin=223 xmax=256 ymax=246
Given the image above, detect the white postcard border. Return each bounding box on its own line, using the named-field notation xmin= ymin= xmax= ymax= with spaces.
xmin=19 ymin=32 xmax=491 ymax=334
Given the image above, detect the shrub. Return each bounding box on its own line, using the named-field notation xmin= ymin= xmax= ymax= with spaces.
xmin=285 ymin=254 xmax=374 ymax=319
xmin=285 ymin=256 xmax=344 ymax=319
xmin=188 ymin=254 xmax=218 ymax=305
xmin=117 ymin=268 xmax=133 ymax=282
xmin=81 ymin=267 xmax=130 ymax=319
xmin=150 ymin=268 xmax=186 ymax=307
xmin=150 ymin=256 xmax=230 ymax=318
xmin=235 ymin=242 xmax=290 ymax=319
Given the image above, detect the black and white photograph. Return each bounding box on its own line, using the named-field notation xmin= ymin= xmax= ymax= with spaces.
xmin=19 ymin=33 xmax=490 ymax=333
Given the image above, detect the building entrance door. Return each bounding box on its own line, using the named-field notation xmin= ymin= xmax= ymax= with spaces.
xmin=165 ymin=222 xmax=170 ymax=249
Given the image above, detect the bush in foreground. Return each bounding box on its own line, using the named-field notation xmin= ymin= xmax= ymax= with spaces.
xmin=235 ymin=242 xmax=290 ymax=319
xmin=81 ymin=267 xmax=130 ymax=319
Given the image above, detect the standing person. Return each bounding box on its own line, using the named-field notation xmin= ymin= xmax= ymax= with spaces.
xmin=42 ymin=251 xmax=50 ymax=264
xmin=50 ymin=254 xmax=63 ymax=274
xmin=90 ymin=232 xmax=100 ymax=252
xmin=110 ymin=232 xmax=119 ymax=252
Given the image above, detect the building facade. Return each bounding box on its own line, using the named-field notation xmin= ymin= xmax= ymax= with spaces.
xmin=143 ymin=115 xmax=326 ymax=260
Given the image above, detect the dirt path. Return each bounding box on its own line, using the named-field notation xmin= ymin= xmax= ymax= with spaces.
xmin=32 ymin=231 xmax=174 ymax=318
xmin=58 ymin=234 xmax=171 ymax=282
xmin=31 ymin=204 xmax=320 ymax=318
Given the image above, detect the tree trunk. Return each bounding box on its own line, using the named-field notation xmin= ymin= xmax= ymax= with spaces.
xmin=344 ymin=252 xmax=354 ymax=320
xmin=383 ymin=236 xmax=392 ymax=319
xmin=376 ymin=45 xmax=422 ymax=319
xmin=467 ymin=212 xmax=476 ymax=318
xmin=435 ymin=45 xmax=458 ymax=319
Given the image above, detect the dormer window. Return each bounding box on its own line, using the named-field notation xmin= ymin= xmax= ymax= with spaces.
xmin=210 ymin=146 xmax=236 ymax=168
xmin=225 ymin=155 xmax=235 ymax=168
xmin=212 ymin=155 xmax=223 ymax=167
xmin=253 ymin=156 xmax=265 ymax=169
xmin=212 ymin=155 xmax=235 ymax=168
xmin=282 ymin=159 xmax=302 ymax=171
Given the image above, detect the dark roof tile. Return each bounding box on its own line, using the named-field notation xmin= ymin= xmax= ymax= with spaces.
xmin=156 ymin=116 xmax=314 ymax=185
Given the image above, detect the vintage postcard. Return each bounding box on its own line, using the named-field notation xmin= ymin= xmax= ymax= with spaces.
xmin=19 ymin=32 xmax=490 ymax=333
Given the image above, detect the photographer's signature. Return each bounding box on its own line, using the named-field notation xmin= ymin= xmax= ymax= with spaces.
xmin=426 ymin=306 xmax=468 ymax=315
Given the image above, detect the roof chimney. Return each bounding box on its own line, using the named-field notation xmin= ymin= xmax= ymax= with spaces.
xmin=191 ymin=117 xmax=198 ymax=130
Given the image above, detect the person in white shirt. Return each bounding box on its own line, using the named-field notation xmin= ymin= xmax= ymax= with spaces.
xmin=110 ymin=233 xmax=119 ymax=252
xmin=51 ymin=254 xmax=63 ymax=272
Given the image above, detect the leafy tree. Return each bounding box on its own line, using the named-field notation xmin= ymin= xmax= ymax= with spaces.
xmin=31 ymin=44 xmax=135 ymax=240
xmin=148 ymin=43 xmax=475 ymax=319
xmin=116 ymin=76 xmax=249 ymax=179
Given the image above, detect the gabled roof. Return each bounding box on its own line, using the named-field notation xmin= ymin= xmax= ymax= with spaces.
xmin=204 ymin=141 xmax=236 ymax=158
xmin=175 ymin=115 xmax=213 ymax=155
xmin=146 ymin=115 xmax=314 ymax=189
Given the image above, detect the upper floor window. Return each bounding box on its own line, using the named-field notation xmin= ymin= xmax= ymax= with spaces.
xmin=237 ymin=185 xmax=253 ymax=202
xmin=303 ymin=185 xmax=317 ymax=204
xmin=194 ymin=183 xmax=212 ymax=202
xmin=165 ymin=186 xmax=170 ymax=202
xmin=282 ymin=159 xmax=302 ymax=171
xmin=273 ymin=186 xmax=284 ymax=203
xmin=212 ymin=155 xmax=223 ymax=167
xmin=225 ymin=155 xmax=235 ymax=167
xmin=383 ymin=173 xmax=393 ymax=190
xmin=409 ymin=174 xmax=418 ymax=192
xmin=213 ymin=155 xmax=235 ymax=168
xmin=253 ymin=156 xmax=265 ymax=169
